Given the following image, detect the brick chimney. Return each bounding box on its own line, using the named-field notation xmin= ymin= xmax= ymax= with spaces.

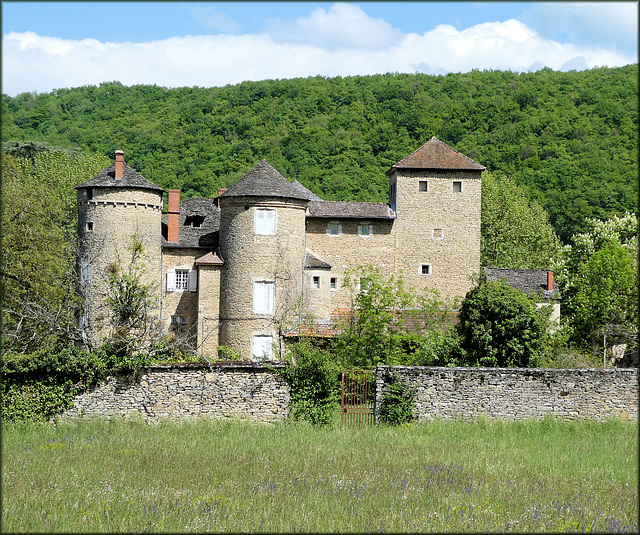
xmin=547 ymin=271 xmax=554 ymax=292
xmin=115 ymin=150 xmax=124 ymax=179
xmin=167 ymin=189 xmax=181 ymax=243
xmin=217 ymin=188 xmax=228 ymax=208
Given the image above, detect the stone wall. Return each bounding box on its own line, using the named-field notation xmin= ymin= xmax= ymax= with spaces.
xmin=376 ymin=366 xmax=638 ymax=422
xmin=60 ymin=363 xmax=290 ymax=424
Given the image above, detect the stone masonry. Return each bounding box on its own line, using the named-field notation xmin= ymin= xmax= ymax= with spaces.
xmin=376 ymin=366 xmax=638 ymax=422
xmin=59 ymin=363 xmax=290 ymax=424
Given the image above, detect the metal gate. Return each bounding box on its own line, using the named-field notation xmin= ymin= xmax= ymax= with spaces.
xmin=341 ymin=370 xmax=375 ymax=427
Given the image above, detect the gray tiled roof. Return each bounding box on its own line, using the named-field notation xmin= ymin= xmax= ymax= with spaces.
xmin=304 ymin=251 xmax=331 ymax=269
xmin=162 ymin=197 xmax=220 ymax=249
xmin=388 ymin=137 xmax=486 ymax=173
xmin=485 ymin=268 xmax=560 ymax=300
xmin=221 ymin=160 xmax=312 ymax=200
xmin=77 ymin=162 xmax=164 ymax=192
xmin=291 ymin=180 xmax=323 ymax=201
xmin=307 ymin=201 xmax=396 ymax=219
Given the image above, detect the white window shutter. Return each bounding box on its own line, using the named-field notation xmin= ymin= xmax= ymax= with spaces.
xmin=188 ymin=269 xmax=197 ymax=291
xmin=166 ymin=269 xmax=176 ymax=292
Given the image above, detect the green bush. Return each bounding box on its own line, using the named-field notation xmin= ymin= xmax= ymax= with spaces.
xmin=457 ymin=280 xmax=549 ymax=367
xmin=280 ymin=340 xmax=339 ymax=426
xmin=378 ymin=371 xmax=415 ymax=425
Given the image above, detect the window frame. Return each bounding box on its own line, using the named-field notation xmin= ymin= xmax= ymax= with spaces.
xmin=419 ymin=180 xmax=428 ymax=192
xmin=419 ymin=263 xmax=432 ymax=276
xmin=252 ymin=334 xmax=274 ymax=361
xmin=255 ymin=208 xmax=276 ymax=235
xmin=330 ymin=277 xmax=338 ymax=290
xmin=327 ymin=221 xmax=341 ymax=236
xmin=453 ymin=181 xmax=462 ymax=193
xmin=312 ymin=276 xmax=320 ymax=289
xmin=358 ymin=222 xmax=373 ymax=237
xmin=166 ymin=269 xmax=197 ymax=292
xmin=253 ymin=280 xmax=275 ymax=314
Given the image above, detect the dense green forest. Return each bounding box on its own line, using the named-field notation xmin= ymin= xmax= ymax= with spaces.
xmin=2 ymin=65 xmax=637 ymax=242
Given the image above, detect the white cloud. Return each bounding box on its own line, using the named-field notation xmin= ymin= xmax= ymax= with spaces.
xmin=2 ymin=13 xmax=636 ymax=96
xmin=187 ymin=5 xmax=243 ymax=34
xmin=265 ymin=3 xmax=404 ymax=50
xmin=522 ymin=2 xmax=638 ymax=55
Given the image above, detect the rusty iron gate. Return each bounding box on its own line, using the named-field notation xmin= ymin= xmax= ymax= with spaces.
xmin=341 ymin=370 xmax=375 ymax=427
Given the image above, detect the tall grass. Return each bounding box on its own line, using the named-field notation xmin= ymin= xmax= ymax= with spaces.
xmin=2 ymin=417 xmax=637 ymax=532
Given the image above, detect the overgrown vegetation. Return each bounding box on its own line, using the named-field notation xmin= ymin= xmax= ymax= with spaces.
xmin=378 ymin=371 xmax=416 ymax=425
xmin=2 ymin=418 xmax=636 ymax=532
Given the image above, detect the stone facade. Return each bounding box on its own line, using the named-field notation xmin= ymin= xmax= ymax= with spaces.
xmin=81 ymin=138 xmax=551 ymax=360
xmin=59 ymin=363 xmax=290 ymax=424
xmin=376 ymin=366 xmax=638 ymax=422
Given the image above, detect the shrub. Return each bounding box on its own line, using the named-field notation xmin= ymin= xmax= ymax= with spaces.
xmin=378 ymin=371 xmax=415 ymax=425
xmin=457 ymin=280 xmax=548 ymax=367
xmin=280 ymin=340 xmax=339 ymax=426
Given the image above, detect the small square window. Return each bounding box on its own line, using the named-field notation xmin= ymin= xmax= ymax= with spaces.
xmin=419 ymin=181 xmax=428 ymax=192
xmin=358 ymin=223 xmax=372 ymax=236
xmin=420 ymin=264 xmax=432 ymax=276
xmin=453 ymin=181 xmax=462 ymax=193
xmin=328 ymin=222 xmax=340 ymax=236
xmin=85 ymin=221 xmax=94 ymax=232
xmin=312 ymin=276 xmax=320 ymax=289
xmin=433 ymin=228 xmax=444 ymax=239
xmin=330 ymin=277 xmax=338 ymax=290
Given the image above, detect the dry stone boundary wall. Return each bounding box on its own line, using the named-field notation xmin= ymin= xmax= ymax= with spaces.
xmin=376 ymin=366 xmax=638 ymax=423
xmin=60 ymin=364 xmax=637 ymax=424
xmin=59 ymin=363 xmax=290 ymax=424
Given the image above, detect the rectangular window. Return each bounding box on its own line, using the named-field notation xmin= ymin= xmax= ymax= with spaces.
xmin=255 ymin=209 xmax=276 ymax=235
xmin=419 ymin=181 xmax=428 ymax=192
xmin=252 ymin=334 xmax=274 ymax=360
xmin=358 ymin=223 xmax=373 ymax=236
xmin=312 ymin=276 xmax=320 ymax=289
xmin=433 ymin=228 xmax=444 ymax=239
xmin=453 ymin=181 xmax=462 ymax=193
xmin=420 ymin=264 xmax=432 ymax=276
xmin=85 ymin=221 xmax=94 ymax=232
xmin=167 ymin=269 xmax=197 ymax=292
xmin=330 ymin=277 xmax=338 ymax=290
xmin=175 ymin=269 xmax=189 ymax=290
xmin=171 ymin=315 xmax=188 ymax=327
xmin=328 ymin=222 xmax=341 ymax=236
xmin=253 ymin=280 xmax=275 ymax=314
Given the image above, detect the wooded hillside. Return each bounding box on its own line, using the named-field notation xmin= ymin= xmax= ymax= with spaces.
xmin=2 ymin=65 xmax=637 ymax=242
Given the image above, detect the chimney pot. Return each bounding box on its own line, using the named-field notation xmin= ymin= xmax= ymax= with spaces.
xmin=115 ymin=150 xmax=124 ymax=179
xmin=217 ymin=188 xmax=228 ymax=208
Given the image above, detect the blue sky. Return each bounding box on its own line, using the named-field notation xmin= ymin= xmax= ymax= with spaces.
xmin=2 ymin=1 xmax=637 ymax=96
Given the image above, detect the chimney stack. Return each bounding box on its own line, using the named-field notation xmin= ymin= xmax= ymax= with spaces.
xmin=115 ymin=150 xmax=124 ymax=179
xmin=167 ymin=189 xmax=181 ymax=242
xmin=217 ymin=188 xmax=228 ymax=208
xmin=547 ymin=271 xmax=554 ymax=292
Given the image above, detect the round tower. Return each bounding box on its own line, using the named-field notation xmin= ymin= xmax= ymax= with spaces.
xmin=76 ymin=150 xmax=165 ymax=346
xmin=218 ymin=160 xmax=312 ymax=360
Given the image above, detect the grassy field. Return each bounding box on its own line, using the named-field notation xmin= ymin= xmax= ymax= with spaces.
xmin=2 ymin=416 xmax=637 ymax=533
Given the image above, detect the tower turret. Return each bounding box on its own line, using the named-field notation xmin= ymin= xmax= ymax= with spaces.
xmin=387 ymin=137 xmax=485 ymax=298
xmin=218 ymin=160 xmax=313 ymax=359
xmin=76 ymin=150 xmax=164 ymax=346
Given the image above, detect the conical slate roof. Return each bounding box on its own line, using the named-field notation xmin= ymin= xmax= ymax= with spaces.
xmin=388 ymin=137 xmax=486 ymax=173
xmin=291 ymin=180 xmax=323 ymax=201
xmin=221 ymin=160 xmax=311 ymax=200
xmin=77 ymin=161 xmax=164 ymax=192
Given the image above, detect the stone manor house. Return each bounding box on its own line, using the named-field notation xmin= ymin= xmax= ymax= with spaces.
xmin=77 ymin=137 xmax=545 ymax=360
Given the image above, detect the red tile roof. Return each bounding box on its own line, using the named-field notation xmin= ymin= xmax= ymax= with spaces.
xmin=388 ymin=137 xmax=486 ymax=173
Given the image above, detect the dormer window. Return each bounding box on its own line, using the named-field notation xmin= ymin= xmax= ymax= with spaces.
xmin=185 ymin=215 xmax=205 ymax=228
